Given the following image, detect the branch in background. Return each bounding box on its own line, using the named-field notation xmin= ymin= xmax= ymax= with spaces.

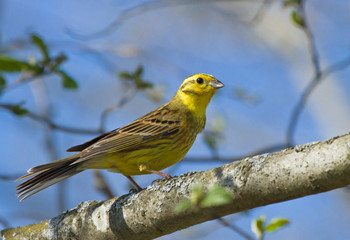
xmin=175 ymin=214 xmax=246 ymax=239
xmin=27 ymin=111 xmax=101 ymax=135
xmin=285 ymin=0 xmax=350 ymax=146
xmin=2 ymin=133 xmax=350 ymax=239
xmin=299 ymin=0 xmax=321 ymax=78
xmin=0 ymin=104 xmax=100 ymax=135
xmin=247 ymin=0 xmax=272 ymax=25
xmin=66 ymin=0 xmax=264 ymax=39
xmin=0 ymin=218 xmax=9 ymax=229
xmin=2 ymin=71 xmax=51 ymax=91
xmin=216 ymin=217 xmax=254 ymax=240
xmin=0 ymin=173 xmax=21 ymax=181
xmin=30 ymin=79 xmax=67 ymax=212
xmin=286 ymin=55 xmax=350 ymax=146
xmin=99 ymin=88 xmax=137 ymax=132
xmin=93 ymin=170 xmax=115 ymax=199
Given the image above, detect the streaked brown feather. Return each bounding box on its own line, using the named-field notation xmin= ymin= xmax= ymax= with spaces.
xmin=66 ymin=131 xmax=117 ymax=152
xmin=16 ymin=155 xmax=82 ymax=201
xmin=70 ymin=104 xmax=184 ymax=165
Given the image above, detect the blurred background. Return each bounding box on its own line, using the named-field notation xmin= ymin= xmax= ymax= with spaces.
xmin=1 ymin=0 xmax=350 ymax=239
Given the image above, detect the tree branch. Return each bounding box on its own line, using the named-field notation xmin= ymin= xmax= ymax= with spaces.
xmin=2 ymin=133 xmax=350 ymax=239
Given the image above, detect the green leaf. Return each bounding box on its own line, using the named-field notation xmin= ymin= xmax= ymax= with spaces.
xmin=175 ymin=201 xmax=192 ymax=213
xmin=31 ymin=34 xmax=49 ymax=61
xmin=0 ymin=75 xmax=5 ymax=86
xmin=0 ymin=75 xmax=5 ymax=95
xmin=55 ymin=70 xmax=78 ymax=89
xmin=10 ymin=103 xmax=28 ymax=116
xmin=118 ymin=67 xmax=153 ymax=90
xmin=203 ymin=131 xmax=218 ymax=152
xmin=0 ymin=55 xmax=29 ymax=72
xmin=291 ymin=10 xmax=305 ymax=27
xmin=251 ymin=216 xmax=266 ymax=240
xmin=190 ymin=183 xmax=205 ymax=206
xmin=118 ymin=71 xmax=132 ymax=79
xmin=200 ymin=185 xmax=232 ymax=208
xmin=265 ymin=218 xmax=290 ymax=233
xmin=134 ymin=79 xmax=153 ymax=90
xmin=134 ymin=65 xmax=143 ymax=77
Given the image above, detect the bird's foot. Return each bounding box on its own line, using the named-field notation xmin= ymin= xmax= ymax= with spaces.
xmin=129 ymin=188 xmax=141 ymax=194
xmin=151 ymin=172 xmax=172 ymax=184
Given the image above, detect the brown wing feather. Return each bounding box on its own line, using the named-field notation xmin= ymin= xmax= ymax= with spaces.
xmin=66 ymin=131 xmax=118 ymax=152
xmin=71 ymin=105 xmax=184 ymax=164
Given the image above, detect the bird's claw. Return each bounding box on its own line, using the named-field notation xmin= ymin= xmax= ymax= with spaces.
xmin=129 ymin=188 xmax=141 ymax=194
xmin=152 ymin=175 xmax=172 ymax=184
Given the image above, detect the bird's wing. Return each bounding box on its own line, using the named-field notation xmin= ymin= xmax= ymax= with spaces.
xmin=66 ymin=131 xmax=116 ymax=152
xmin=71 ymin=106 xmax=183 ymax=163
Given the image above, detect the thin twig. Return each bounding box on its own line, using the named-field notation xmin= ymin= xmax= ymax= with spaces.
xmin=27 ymin=111 xmax=101 ymax=135
xmin=31 ymin=79 xmax=66 ymax=212
xmin=0 ymin=173 xmax=21 ymax=181
xmin=3 ymin=72 xmax=51 ymax=91
xmin=0 ymin=217 xmax=10 ymax=229
xmin=66 ymin=0 xmax=262 ymax=39
xmin=205 ymin=209 xmax=255 ymax=240
xmin=0 ymin=104 xmax=100 ymax=135
xmin=93 ymin=170 xmax=114 ymax=199
xmin=99 ymin=88 xmax=137 ymax=132
xmin=300 ymin=0 xmax=321 ymax=79
xmin=216 ymin=217 xmax=254 ymax=240
xmin=247 ymin=0 xmax=272 ymax=26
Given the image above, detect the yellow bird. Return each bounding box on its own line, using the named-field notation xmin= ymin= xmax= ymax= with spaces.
xmin=16 ymin=73 xmax=224 ymax=200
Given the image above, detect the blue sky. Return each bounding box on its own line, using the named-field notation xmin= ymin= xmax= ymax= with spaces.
xmin=1 ymin=1 xmax=350 ymax=239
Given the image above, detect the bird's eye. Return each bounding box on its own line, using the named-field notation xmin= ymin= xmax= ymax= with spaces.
xmin=196 ymin=77 xmax=204 ymax=84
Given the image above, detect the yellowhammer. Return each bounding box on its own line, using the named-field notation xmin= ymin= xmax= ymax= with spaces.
xmin=16 ymin=73 xmax=224 ymax=200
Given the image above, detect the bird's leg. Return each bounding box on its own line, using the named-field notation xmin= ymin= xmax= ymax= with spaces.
xmin=146 ymin=169 xmax=172 ymax=179
xmin=138 ymin=163 xmax=172 ymax=183
xmin=146 ymin=169 xmax=172 ymax=184
xmin=125 ymin=175 xmax=142 ymax=191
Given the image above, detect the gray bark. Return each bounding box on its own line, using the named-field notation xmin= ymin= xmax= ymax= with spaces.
xmin=2 ymin=133 xmax=350 ymax=240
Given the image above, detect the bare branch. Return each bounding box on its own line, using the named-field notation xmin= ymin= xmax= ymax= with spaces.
xmin=93 ymin=170 xmax=115 ymax=199
xmin=28 ymin=111 xmax=100 ymax=135
xmin=99 ymin=88 xmax=137 ymax=132
xmin=0 ymin=218 xmax=9 ymax=229
xmin=246 ymin=0 xmax=272 ymax=26
xmin=3 ymin=72 xmax=51 ymax=91
xmin=66 ymin=0 xmax=263 ymax=39
xmin=0 ymin=104 xmax=100 ymax=135
xmin=216 ymin=217 xmax=254 ymax=240
xmin=300 ymin=0 xmax=321 ymax=78
xmin=0 ymin=173 xmax=21 ymax=181
xmin=31 ymin=79 xmax=67 ymax=212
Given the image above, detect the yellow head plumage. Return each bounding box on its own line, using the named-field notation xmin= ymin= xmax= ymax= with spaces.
xmin=173 ymin=73 xmax=224 ymax=115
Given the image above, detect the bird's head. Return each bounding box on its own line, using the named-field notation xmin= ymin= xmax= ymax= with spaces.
xmin=180 ymin=73 xmax=224 ymax=95
xmin=173 ymin=73 xmax=224 ymax=115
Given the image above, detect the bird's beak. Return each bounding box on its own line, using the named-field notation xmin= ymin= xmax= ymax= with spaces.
xmin=209 ymin=79 xmax=224 ymax=89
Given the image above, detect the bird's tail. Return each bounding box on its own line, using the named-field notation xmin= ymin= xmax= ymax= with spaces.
xmin=16 ymin=153 xmax=83 ymax=201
